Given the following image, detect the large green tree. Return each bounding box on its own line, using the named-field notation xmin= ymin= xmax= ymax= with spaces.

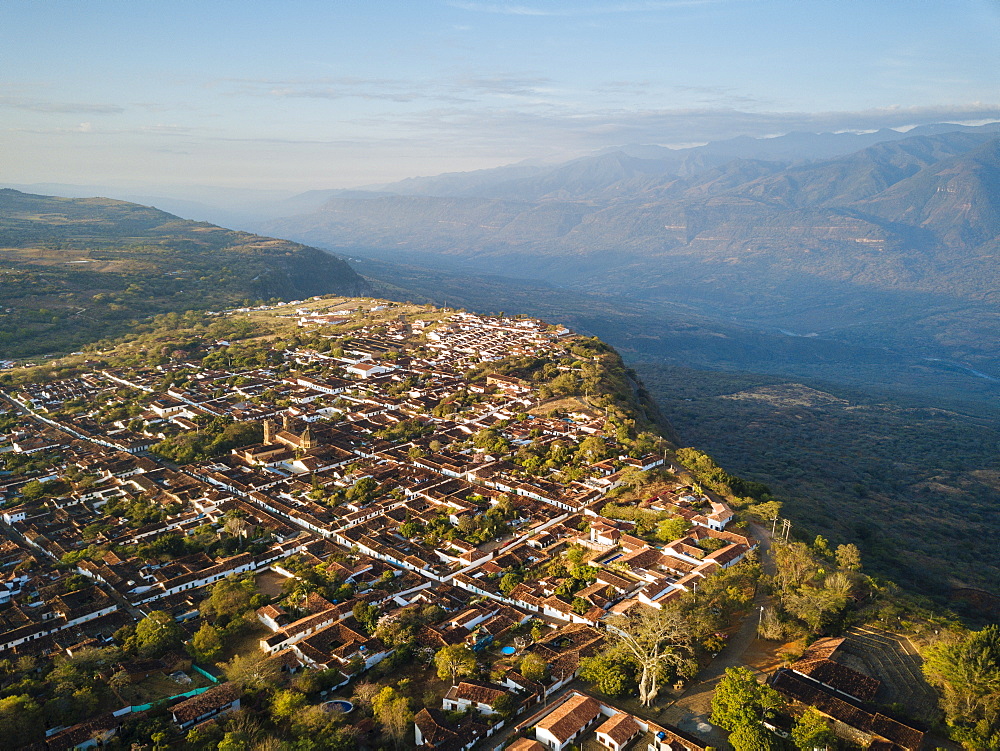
xmin=791 ymin=708 xmax=836 ymax=751
xmin=189 ymin=622 xmax=223 ymax=663
xmin=220 ymin=652 xmax=279 ymax=691
xmin=923 ymin=625 xmax=1000 ymax=749
xmin=434 ymin=644 xmax=476 ymax=684
xmin=372 ymin=686 xmax=412 ymax=750
xmin=518 ymin=653 xmax=549 ymax=682
xmin=131 ymin=610 xmax=183 ymax=657
xmin=0 ymin=695 xmax=44 ymax=747
xmin=578 ymin=648 xmax=634 ymax=697
xmin=728 ymin=722 xmax=779 ymax=751
xmin=710 ymin=666 xmax=784 ymax=732
xmin=200 ymin=575 xmax=256 ymax=624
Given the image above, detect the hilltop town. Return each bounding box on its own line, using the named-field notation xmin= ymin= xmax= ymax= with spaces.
xmin=0 ymin=299 xmax=954 ymax=750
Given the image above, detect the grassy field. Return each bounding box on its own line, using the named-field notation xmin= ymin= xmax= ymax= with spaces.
xmin=115 ymin=669 xmax=214 ymax=707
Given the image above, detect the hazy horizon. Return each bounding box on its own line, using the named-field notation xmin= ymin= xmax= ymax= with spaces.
xmin=3 ymin=0 xmax=999 ymax=193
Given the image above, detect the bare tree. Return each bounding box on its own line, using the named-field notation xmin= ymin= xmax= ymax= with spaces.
xmin=605 ymin=605 xmax=693 ymax=706
xmin=224 ymin=515 xmax=249 ymax=540
xmin=352 ymin=681 xmax=382 ymax=709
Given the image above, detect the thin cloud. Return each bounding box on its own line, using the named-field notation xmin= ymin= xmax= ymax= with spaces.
xmin=221 ymin=76 xmax=454 ymax=103
xmin=265 ymin=87 xmax=426 ymax=103
xmin=375 ymin=102 xmax=1000 ymax=157
xmin=0 ymin=96 xmax=124 ymax=114
xmin=222 ymin=74 xmax=556 ymax=104
xmin=451 ymin=75 xmax=555 ymax=97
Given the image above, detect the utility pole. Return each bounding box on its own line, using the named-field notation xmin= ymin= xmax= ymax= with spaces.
xmin=781 ymin=518 xmax=791 ymax=542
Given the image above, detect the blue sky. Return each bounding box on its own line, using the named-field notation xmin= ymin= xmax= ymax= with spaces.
xmin=2 ymin=0 xmax=998 ymax=191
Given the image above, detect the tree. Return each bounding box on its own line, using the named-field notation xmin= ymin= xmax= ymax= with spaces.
xmin=20 ymin=480 xmax=46 ymax=501
xmin=131 ymin=610 xmax=183 ymax=657
xmin=606 ymin=605 xmax=693 ymax=706
xmin=922 ymin=625 xmax=1000 ymax=748
xmin=434 ymin=644 xmax=476 ymax=684
xmin=109 ymin=669 xmax=131 ymax=697
xmin=791 ymin=708 xmax=836 ymax=751
xmin=201 ymin=576 xmax=256 ymax=623
xmin=0 ymin=694 xmax=43 ymax=747
xmin=353 ymin=601 xmax=379 ymax=634
xmin=729 ymin=722 xmax=779 ymax=751
xmin=618 ymin=466 xmax=649 ymax=490
xmin=220 ymin=652 xmax=279 ymax=691
xmin=519 ymin=653 xmax=548 ymax=682
xmin=710 ymin=667 xmax=784 ymax=732
xmin=575 ymin=435 xmax=607 ymax=463
xmin=372 ymin=687 xmax=412 ymax=750
xmin=656 ymin=517 xmax=691 ymax=542
xmin=771 ymin=542 xmax=819 ymax=592
xmin=492 ymin=692 xmax=516 ymax=719
xmin=347 ymin=476 xmax=379 ymax=503
xmin=270 ymin=689 xmax=307 ymax=723
xmin=189 ymin=622 xmax=223 ymax=663
xmin=782 ymin=586 xmax=847 ymax=634
xmin=835 ymin=543 xmax=862 ymax=571
xmin=499 ymin=571 xmax=523 ymax=596
xmin=747 ymin=500 xmax=782 ymax=525
xmin=578 ymin=650 xmax=633 ymax=697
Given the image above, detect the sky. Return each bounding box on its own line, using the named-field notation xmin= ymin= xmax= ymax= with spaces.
xmin=2 ymin=0 xmax=999 ymax=194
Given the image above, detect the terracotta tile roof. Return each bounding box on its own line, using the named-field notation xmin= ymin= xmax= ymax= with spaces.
xmin=507 ymin=739 xmax=547 ymax=751
xmin=171 ymin=683 xmax=240 ymax=725
xmin=791 ymin=637 xmax=880 ymax=702
xmin=772 ymin=670 xmax=925 ymax=750
xmin=595 ymin=711 xmax=641 ymax=746
xmin=444 ymin=680 xmax=509 ymax=707
xmin=792 ymin=657 xmax=880 ymax=702
xmin=536 ymin=693 xmax=601 ymax=743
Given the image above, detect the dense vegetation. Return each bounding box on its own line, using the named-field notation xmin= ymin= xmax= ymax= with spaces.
xmin=922 ymin=624 xmax=1000 ymax=749
xmin=635 ymin=363 xmax=1000 ymax=599
xmin=0 ymin=189 xmax=368 ymax=358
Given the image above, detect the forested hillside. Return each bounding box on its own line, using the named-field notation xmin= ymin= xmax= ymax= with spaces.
xmin=0 ymin=190 xmax=369 ymax=358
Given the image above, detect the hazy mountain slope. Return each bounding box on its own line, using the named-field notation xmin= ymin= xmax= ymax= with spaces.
xmin=0 ymin=190 xmax=369 ymax=357
xmin=329 ymin=122 xmax=1000 ymax=202
xmin=364 ymin=161 xmax=550 ymax=197
xmin=266 ymin=129 xmax=999 ymax=293
xmin=859 ymin=138 xmax=1000 ymax=248
xmin=729 ymin=132 xmax=992 ymax=208
xmin=263 ymin=130 xmax=1000 ymax=384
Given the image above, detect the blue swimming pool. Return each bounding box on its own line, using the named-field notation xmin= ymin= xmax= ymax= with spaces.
xmin=323 ymin=700 xmax=354 ymax=714
xmin=501 ymin=646 xmax=516 ymax=655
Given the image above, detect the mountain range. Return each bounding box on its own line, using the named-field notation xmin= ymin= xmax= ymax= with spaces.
xmin=259 ymin=126 xmax=1000 ymax=380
